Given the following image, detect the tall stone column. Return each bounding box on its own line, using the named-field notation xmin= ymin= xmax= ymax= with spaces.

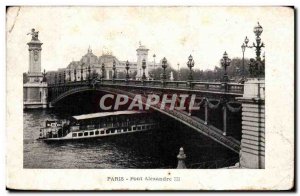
xmin=237 ymin=78 xmax=265 ymax=168
xmin=23 ymin=29 xmax=48 ymax=109
xmin=26 ymin=29 xmax=42 ymax=81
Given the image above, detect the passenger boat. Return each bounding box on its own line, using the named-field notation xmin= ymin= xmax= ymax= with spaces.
xmin=38 ymin=110 xmax=158 ymax=141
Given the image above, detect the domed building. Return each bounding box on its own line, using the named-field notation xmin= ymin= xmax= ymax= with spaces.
xmin=81 ymin=47 xmax=98 ymax=65
xmin=47 ymin=42 xmax=158 ymax=84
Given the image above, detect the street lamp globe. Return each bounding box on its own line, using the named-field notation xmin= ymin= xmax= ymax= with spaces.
xmin=113 ymin=60 xmax=116 ymax=69
xmin=253 ymin=22 xmax=263 ymax=37
xmin=126 ymin=60 xmax=130 ymax=70
xmin=162 ymin=57 xmax=167 ymax=69
xmin=187 ymin=55 xmax=195 ymax=68
xmin=187 ymin=55 xmax=195 ymax=81
xmin=125 ymin=60 xmax=130 ymax=81
xmin=241 ymin=43 xmax=246 ymax=52
xmin=223 ymin=51 xmax=228 ymax=59
xmin=112 ymin=59 xmax=116 ymax=80
xmin=220 ymin=51 xmax=231 ymax=82
xmin=161 ymin=57 xmax=167 ymax=81
xmin=244 ymin=36 xmax=249 ymax=45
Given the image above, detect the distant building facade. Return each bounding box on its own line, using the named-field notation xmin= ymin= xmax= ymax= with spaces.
xmin=46 ymin=43 xmax=159 ymax=84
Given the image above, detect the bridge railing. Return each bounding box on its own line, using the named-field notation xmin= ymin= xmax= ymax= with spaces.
xmin=100 ymin=79 xmax=244 ymax=94
xmin=48 ymin=79 xmax=244 ymax=95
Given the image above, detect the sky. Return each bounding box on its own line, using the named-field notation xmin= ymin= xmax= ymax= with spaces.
xmin=6 ymin=6 xmax=292 ymax=72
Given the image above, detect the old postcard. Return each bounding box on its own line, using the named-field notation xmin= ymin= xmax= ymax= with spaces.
xmin=6 ymin=6 xmax=294 ymax=190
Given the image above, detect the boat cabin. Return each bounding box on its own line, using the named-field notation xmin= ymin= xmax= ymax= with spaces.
xmin=69 ymin=110 xmax=152 ymax=131
xmin=39 ymin=110 xmax=157 ymax=140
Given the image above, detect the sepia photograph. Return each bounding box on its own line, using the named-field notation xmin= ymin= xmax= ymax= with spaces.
xmin=5 ymin=5 xmax=294 ymax=191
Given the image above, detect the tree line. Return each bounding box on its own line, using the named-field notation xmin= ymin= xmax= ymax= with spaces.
xmin=148 ymin=57 xmax=251 ymax=82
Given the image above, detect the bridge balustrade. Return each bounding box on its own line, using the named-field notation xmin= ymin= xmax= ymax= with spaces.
xmin=227 ymin=84 xmax=244 ymax=93
xmin=88 ymin=79 xmax=244 ymax=94
xmin=48 ymin=79 xmax=244 ymax=103
xmin=49 ymin=79 xmax=244 ymax=93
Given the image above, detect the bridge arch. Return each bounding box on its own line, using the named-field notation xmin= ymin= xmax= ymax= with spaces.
xmin=50 ymin=86 xmax=240 ymax=153
xmin=50 ymin=86 xmax=120 ymax=106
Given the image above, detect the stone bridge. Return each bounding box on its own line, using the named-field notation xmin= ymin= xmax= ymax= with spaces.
xmin=48 ymin=79 xmax=244 ymax=153
xmin=49 ymin=79 xmax=244 ymax=103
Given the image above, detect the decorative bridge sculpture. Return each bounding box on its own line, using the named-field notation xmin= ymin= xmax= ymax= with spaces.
xmin=47 ymin=78 xmax=244 ymax=154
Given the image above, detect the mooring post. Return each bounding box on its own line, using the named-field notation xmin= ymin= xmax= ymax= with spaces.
xmin=177 ymin=147 xmax=187 ymax=169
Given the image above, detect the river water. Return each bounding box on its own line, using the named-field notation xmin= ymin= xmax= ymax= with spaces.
xmin=24 ymin=109 xmax=238 ymax=169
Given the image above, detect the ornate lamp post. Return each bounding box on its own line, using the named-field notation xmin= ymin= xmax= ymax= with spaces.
xmin=253 ymin=22 xmax=264 ymax=61
xmin=153 ymin=54 xmax=156 ymax=79
xmin=58 ymin=72 xmax=61 ymax=84
xmin=87 ymin=65 xmax=91 ymax=82
xmin=161 ymin=57 xmax=168 ymax=81
xmin=54 ymin=73 xmax=57 ymax=85
xmin=142 ymin=59 xmax=147 ymax=81
xmin=68 ymin=69 xmax=71 ymax=82
xmin=101 ymin=63 xmax=105 ymax=80
xmin=262 ymin=52 xmax=265 ymax=67
xmin=220 ymin=52 xmax=231 ymax=134
xmin=74 ymin=69 xmax=77 ymax=82
xmin=139 ymin=68 xmax=142 ymax=79
xmin=43 ymin=69 xmax=47 ymax=83
xmin=214 ymin=69 xmax=217 ymax=81
xmin=80 ymin=63 xmax=83 ymax=82
xmin=112 ymin=59 xmax=116 ymax=81
xmin=62 ymin=70 xmax=65 ymax=84
xmin=125 ymin=60 xmax=130 ymax=82
xmin=177 ymin=63 xmax=180 ymax=81
xmin=187 ymin=55 xmax=194 ymax=81
xmin=48 ymin=73 xmax=52 ymax=85
xmin=244 ymin=22 xmax=265 ymax=78
xmin=220 ymin=51 xmax=231 ymax=83
xmin=241 ymin=41 xmax=246 ymax=83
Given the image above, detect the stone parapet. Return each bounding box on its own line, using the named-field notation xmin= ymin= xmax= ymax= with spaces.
xmin=237 ymin=78 xmax=265 ymax=169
